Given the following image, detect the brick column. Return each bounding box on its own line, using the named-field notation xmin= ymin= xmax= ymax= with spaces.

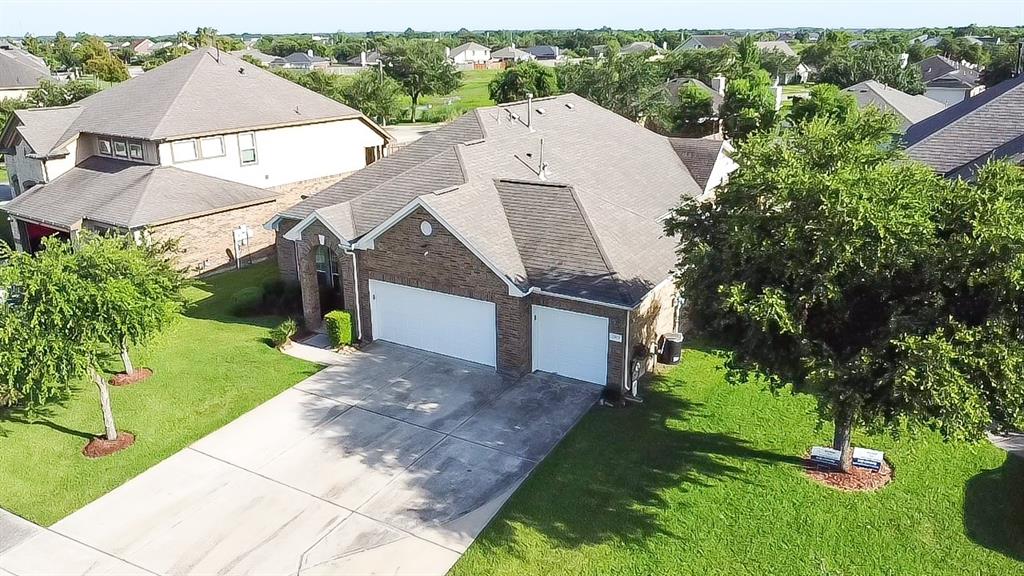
xmin=296 ymin=241 xmax=322 ymax=330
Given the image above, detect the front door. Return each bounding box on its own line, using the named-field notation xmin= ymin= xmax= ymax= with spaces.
xmin=314 ymin=245 xmax=343 ymax=314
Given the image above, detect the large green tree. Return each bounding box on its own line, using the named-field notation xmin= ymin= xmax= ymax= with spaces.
xmin=665 ymin=108 xmax=1024 ymax=472
xmin=818 ymin=48 xmax=925 ymax=94
xmin=557 ymin=52 xmax=667 ymax=122
xmin=342 ymin=68 xmax=404 ymax=125
xmin=380 ymin=41 xmax=461 ymax=122
xmin=718 ymin=69 xmax=777 ymax=140
xmin=789 ymin=83 xmax=858 ymax=125
xmin=664 ymin=83 xmax=716 ymax=136
xmin=27 ymin=79 xmax=100 ymax=107
xmin=980 ymin=44 xmax=1022 ymax=87
xmin=488 ymin=61 xmax=558 ymax=104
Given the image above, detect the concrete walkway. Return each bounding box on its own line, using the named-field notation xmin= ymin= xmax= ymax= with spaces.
xmin=1 ymin=342 xmax=599 ymax=576
xmin=988 ymin=432 xmax=1024 ymax=457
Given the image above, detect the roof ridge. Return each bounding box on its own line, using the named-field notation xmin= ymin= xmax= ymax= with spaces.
xmin=566 ymin=184 xmax=632 ymax=304
xmin=149 ymin=49 xmax=212 ymax=140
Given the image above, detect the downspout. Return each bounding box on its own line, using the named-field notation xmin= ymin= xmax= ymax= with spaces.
xmin=623 ymin=310 xmax=631 ymax=396
xmin=344 ymin=248 xmax=363 ymax=341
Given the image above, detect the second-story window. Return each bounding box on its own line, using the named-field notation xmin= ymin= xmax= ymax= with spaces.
xmin=128 ymin=143 xmax=144 ymax=160
xmin=238 ymin=132 xmax=257 ymax=165
xmin=199 ymin=136 xmax=225 ymax=158
xmin=98 ymin=139 xmax=112 ymax=156
xmin=113 ymin=141 xmax=128 ymax=158
xmin=171 ymin=140 xmax=198 ymax=162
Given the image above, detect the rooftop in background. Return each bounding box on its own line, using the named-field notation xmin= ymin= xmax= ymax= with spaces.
xmin=754 ymin=40 xmax=797 ymax=57
xmin=843 ymin=80 xmax=945 ymax=131
xmin=904 ymin=73 xmax=1024 ymax=178
xmin=2 ymin=47 xmax=362 ymax=156
xmin=0 ymin=42 xmax=51 ymax=90
xmin=664 ymin=77 xmax=725 ymax=113
xmin=916 ymin=54 xmax=981 ymax=89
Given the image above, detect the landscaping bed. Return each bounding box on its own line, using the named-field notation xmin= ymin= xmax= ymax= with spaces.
xmin=0 ymin=263 xmax=320 ymax=526
xmin=451 ymin=347 xmax=1024 ymax=576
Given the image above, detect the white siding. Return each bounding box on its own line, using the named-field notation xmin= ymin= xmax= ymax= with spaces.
xmin=157 ymin=118 xmax=385 ymax=188
xmin=452 ymin=48 xmax=491 ymax=64
xmin=42 ymin=139 xmax=78 ymax=182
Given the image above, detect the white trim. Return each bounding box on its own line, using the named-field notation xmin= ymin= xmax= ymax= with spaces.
xmin=352 ymin=197 xmax=528 ymax=298
xmin=528 ymin=287 xmax=634 ymax=310
xmin=281 ymin=210 xmax=353 ymax=248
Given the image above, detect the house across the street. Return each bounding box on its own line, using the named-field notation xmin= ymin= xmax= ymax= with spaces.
xmin=267 ymin=94 xmax=734 ymax=392
xmin=0 ymin=48 xmax=390 ymax=272
xmin=448 ymin=42 xmax=491 ymax=65
xmin=270 ymin=51 xmax=331 ymax=70
xmin=916 ymin=55 xmax=984 ymax=106
xmin=0 ymin=41 xmax=52 ymax=100
xmin=843 ymin=80 xmax=945 ymax=131
xmin=903 ymin=73 xmax=1024 ymax=180
xmin=676 ymin=34 xmax=733 ymax=51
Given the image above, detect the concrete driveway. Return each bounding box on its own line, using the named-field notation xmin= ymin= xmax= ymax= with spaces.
xmin=0 ymin=343 xmax=600 ymax=576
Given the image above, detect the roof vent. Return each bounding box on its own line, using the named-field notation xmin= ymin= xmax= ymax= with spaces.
xmin=565 ymin=102 xmax=575 ymax=110
xmin=535 ymin=107 xmax=546 ymax=115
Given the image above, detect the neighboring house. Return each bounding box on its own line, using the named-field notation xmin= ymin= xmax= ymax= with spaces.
xmin=756 ymin=40 xmax=806 ymax=83
xmin=130 ymin=38 xmax=156 ymax=56
xmin=267 ymin=94 xmax=735 ymax=391
xmin=270 ymin=51 xmax=331 ymax=70
xmin=755 ymin=40 xmax=798 ymax=57
xmin=448 ymin=42 xmax=491 ymax=65
xmin=0 ymin=42 xmax=51 ymax=100
xmin=666 ymin=139 xmax=736 ymax=197
xmin=344 ymin=50 xmax=382 ymax=67
xmin=0 ymin=48 xmax=390 ymax=273
xmin=619 ymin=41 xmax=667 ymax=55
xmin=524 ymin=45 xmax=561 ymax=60
xmin=903 ymin=73 xmax=1024 ymax=180
xmin=843 ymin=80 xmax=945 ymax=131
xmin=492 ymin=45 xmax=535 ymax=63
xmin=916 ymin=55 xmax=984 ymax=106
xmin=229 ymin=48 xmax=277 ymax=66
xmin=676 ymin=35 xmax=733 ymax=51
xmin=964 ymin=35 xmax=1002 ymax=47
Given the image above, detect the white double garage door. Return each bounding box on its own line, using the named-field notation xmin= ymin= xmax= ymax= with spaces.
xmin=369 ymin=280 xmax=609 ymax=385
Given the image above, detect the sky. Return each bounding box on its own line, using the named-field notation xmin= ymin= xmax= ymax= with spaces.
xmin=0 ymin=0 xmax=1021 ymax=37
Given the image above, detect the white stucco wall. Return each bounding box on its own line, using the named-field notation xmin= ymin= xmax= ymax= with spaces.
xmin=701 ymin=145 xmax=738 ymax=198
xmin=452 ymin=48 xmax=491 ymax=64
xmin=42 ymin=139 xmax=79 ymax=182
xmin=157 ymin=118 xmax=385 ymax=188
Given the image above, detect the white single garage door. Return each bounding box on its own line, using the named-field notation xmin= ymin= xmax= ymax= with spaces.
xmin=532 ymin=305 xmax=609 ymax=385
xmin=369 ymin=280 xmax=497 ymax=367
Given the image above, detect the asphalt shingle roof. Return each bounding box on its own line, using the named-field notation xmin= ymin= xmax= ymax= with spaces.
xmin=844 ymin=80 xmax=945 ymax=130
xmin=282 ymin=94 xmax=710 ymax=306
xmin=755 ymin=40 xmax=797 ymax=57
xmin=451 ymin=42 xmax=490 ymax=57
xmin=904 ymin=73 xmax=1024 ymax=176
xmin=682 ymin=35 xmax=733 ymax=49
xmin=917 ymin=55 xmax=981 ymax=88
xmin=4 ymin=156 xmax=277 ymax=229
xmin=668 ymin=138 xmax=726 ymax=191
xmin=664 ymin=77 xmax=724 ymax=113
xmin=11 ymin=48 xmax=361 ymax=154
xmin=0 ymin=44 xmax=50 ymax=89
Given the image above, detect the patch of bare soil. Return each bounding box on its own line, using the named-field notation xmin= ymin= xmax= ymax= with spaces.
xmin=804 ymin=458 xmax=893 ymax=492
xmin=83 ymin=432 xmax=136 ymax=458
xmin=110 ymin=368 xmax=153 ymax=386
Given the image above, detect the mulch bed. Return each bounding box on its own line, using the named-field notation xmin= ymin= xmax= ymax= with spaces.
xmin=110 ymin=368 xmax=153 ymax=386
xmin=82 ymin=432 xmax=136 ymax=458
xmin=804 ymin=458 xmax=894 ymax=492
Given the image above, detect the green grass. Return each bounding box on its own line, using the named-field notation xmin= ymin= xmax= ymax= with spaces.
xmin=0 ymin=166 xmax=8 ymax=183
xmin=782 ymin=83 xmax=813 ymax=96
xmin=453 ymin=347 xmax=1024 ymax=576
xmin=0 ymin=262 xmax=320 ymax=526
xmin=398 ymin=69 xmax=501 ymax=123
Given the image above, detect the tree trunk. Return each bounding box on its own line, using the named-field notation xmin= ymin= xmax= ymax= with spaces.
xmin=89 ymin=367 xmax=118 ymax=441
xmin=832 ymin=405 xmax=855 ymax=473
xmin=120 ymin=338 xmax=134 ymax=375
xmin=410 ymin=94 xmax=418 ymax=123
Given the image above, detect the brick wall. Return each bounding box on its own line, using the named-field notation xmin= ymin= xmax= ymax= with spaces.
xmin=150 ymin=174 xmax=344 ymax=276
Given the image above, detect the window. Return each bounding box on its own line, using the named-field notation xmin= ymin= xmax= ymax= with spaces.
xmin=128 ymin=142 xmax=144 ymax=160
xmin=171 ymin=140 xmax=198 ymax=162
xmin=113 ymin=141 xmax=128 ymax=158
xmin=238 ymin=132 xmax=257 ymax=165
xmin=98 ymin=139 xmax=112 ymax=156
xmin=199 ymin=136 xmax=225 ymax=158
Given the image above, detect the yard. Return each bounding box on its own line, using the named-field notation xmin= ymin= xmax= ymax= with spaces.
xmin=452 ymin=347 xmax=1024 ymax=575
xmin=0 ymin=262 xmax=319 ymax=526
xmin=397 ymin=68 xmax=500 ymax=123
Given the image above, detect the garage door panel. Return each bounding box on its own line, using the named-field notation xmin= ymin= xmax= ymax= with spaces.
xmin=369 ymin=280 xmax=496 ymax=367
xmin=532 ymin=305 xmax=609 ymax=385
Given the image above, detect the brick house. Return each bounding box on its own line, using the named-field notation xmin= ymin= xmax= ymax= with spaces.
xmin=268 ymin=94 xmax=734 ymax=392
xmin=0 ymin=47 xmax=389 ymax=274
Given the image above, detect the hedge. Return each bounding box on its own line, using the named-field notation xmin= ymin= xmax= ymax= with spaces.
xmin=324 ymin=310 xmax=354 ymax=347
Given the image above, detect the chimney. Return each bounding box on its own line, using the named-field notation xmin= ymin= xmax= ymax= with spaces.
xmin=774 ymin=86 xmax=784 ymax=111
xmin=711 ymin=75 xmax=726 ymax=95
xmin=445 ymin=46 xmax=451 ymax=57
xmin=307 ymin=49 xmax=314 ymax=57
xmin=360 ymin=50 xmax=366 ymax=67
xmin=899 ymin=52 xmax=909 ymax=69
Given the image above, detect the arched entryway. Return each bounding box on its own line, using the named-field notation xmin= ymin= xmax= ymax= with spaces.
xmin=314 ymin=244 xmax=344 ymax=315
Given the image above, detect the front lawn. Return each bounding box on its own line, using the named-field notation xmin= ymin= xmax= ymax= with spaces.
xmin=0 ymin=262 xmax=319 ymax=526
xmin=453 ymin=347 xmax=1024 ymax=575
xmin=398 ymin=68 xmax=501 ymax=122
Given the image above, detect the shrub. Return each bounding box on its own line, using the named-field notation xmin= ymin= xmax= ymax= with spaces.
xmin=230 ymin=286 xmax=263 ymax=316
xmin=270 ymin=318 xmax=298 ymax=348
xmin=260 ymin=278 xmax=302 ymax=316
xmin=324 ymin=310 xmax=354 ymax=347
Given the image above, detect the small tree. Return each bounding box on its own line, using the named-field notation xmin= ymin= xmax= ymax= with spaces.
xmin=381 ymin=41 xmax=461 ymax=122
xmin=789 ymin=83 xmax=858 ymax=125
xmin=719 ymin=70 xmax=777 ymax=140
xmin=734 ymin=35 xmax=761 ymax=76
xmin=665 ymin=108 xmax=1024 ymax=472
xmin=488 ymin=61 xmax=558 ymax=104
xmin=342 ymin=69 xmax=404 ymax=125
xmin=27 ymin=78 xmax=99 ymax=107
xmin=666 ymin=83 xmax=715 ymax=136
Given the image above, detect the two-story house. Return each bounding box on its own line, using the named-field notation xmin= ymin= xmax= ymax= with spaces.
xmin=447 ymin=42 xmax=491 ymax=65
xmin=0 ymin=47 xmax=390 ymax=273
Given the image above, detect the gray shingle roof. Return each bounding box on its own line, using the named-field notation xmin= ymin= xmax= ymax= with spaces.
xmin=904 ymin=74 xmax=1024 ymax=176
xmin=12 ymin=107 xmax=83 ymax=155
xmin=451 ymin=42 xmax=490 ymax=57
xmin=274 ymin=52 xmax=330 ymax=64
xmin=844 ymin=80 xmax=945 ymax=130
xmin=4 ymin=156 xmax=277 ymax=229
xmin=668 ymin=138 xmax=726 ymax=191
xmin=755 ymin=40 xmax=797 ymax=57
xmin=282 ymin=94 xmax=708 ymax=306
xmin=682 ymin=35 xmax=733 ymax=49
xmin=917 ymin=55 xmax=981 ymax=88
xmin=0 ymin=44 xmax=50 ymax=89
xmin=620 ymin=41 xmax=664 ymax=55
xmin=664 ymin=77 xmax=724 ymax=113
xmin=17 ymin=48 xmax=361 ymax=154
